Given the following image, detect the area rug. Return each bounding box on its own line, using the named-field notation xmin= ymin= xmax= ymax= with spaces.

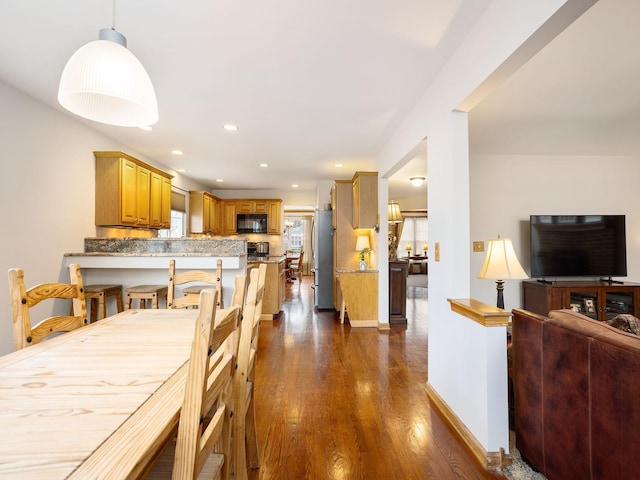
xmin=502 ymin=431 xmax=547 ymax=480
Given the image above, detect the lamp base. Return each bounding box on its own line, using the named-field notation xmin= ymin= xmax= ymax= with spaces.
xmin=496 ymin=279 xmax=505 ymax=309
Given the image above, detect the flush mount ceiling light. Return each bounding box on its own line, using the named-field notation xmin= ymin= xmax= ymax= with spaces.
xmin=410 ymin=177 xmax=426 ymax=187
xmin=57 ymin=0 xmax=158 ymax=127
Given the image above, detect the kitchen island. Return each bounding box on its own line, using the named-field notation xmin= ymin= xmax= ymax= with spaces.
xmin=247 ymin=256 xmax=286 ymax=320
xmin=64 ymin=238 xmax=248 ymax=309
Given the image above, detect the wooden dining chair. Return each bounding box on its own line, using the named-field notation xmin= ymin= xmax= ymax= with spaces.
xmin=167 ymin=259 xmax=223 ymax=309
xmin=285 ymin=250 xmax=304 ymax=284
xmin=146 ymin=288 xmax=240 ymax=480
xmin=8 ymin=263 xmax=88 ymax=350
xmin=234 ymin=263 xmax=267 ymax=480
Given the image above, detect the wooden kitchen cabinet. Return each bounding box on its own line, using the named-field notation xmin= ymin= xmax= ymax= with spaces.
xmin=352 ymin=171 xmax=378 ymax=229
xmin=238 ymin=200 xmax=268 ymax=214
xmin=268 ymin=200 xmax=282 ymax=234
xmin=189 ymin=191 xmax=221 ymax=234
xmin=95 ymin=151 xmax=172 ymax=229
xmin=150 ymin=172 xmax=172 ymax=229
xmin=332 ymin=180 xmax=359 ymax=310
xmin=221 ymin=200 xmax=237 ymax=234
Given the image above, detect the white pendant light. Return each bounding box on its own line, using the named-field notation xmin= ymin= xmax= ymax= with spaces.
xmin=58 ymin=2 xmax=158 ymax=127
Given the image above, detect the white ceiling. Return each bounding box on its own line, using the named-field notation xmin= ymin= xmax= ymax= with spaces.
xmin=469 ymin=0 xmax=640 ymax=157
xmin=0 ymin=0 xmax=489 ymax=200
xmin=1 ymin=0 xmax=634 ymax=202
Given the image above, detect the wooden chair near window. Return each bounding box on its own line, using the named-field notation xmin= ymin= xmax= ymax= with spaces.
xmin=8 ymin=263 xmax=88 ymax=350
xmin=167 ymin=259 xmax=223 ymax=309
xmin=146 ymin=288 xmax=240 ymax=480
xmin=285 ymin=250 xmax=304 ymax=284
xmin=234 ymin=263 xmax=267 ymax=480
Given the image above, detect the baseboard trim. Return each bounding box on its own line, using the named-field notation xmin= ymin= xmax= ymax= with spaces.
xmin=426 ymin=382 xmax=511 ymax=471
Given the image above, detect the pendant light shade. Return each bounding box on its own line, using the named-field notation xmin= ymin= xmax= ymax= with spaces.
xmin=58 ymin=28 xmax=158 ymax=127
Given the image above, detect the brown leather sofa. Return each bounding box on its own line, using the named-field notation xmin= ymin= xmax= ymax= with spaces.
xmin=512 ymin=307 xmax=640 ymax=480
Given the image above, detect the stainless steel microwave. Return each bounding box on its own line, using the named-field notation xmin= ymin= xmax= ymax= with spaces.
xmin=237 ymin=214 xmax=268 ymax=233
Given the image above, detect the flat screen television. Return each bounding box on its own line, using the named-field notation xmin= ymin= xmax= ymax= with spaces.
xmin=530 ymin=215 xmax=627 ymax=279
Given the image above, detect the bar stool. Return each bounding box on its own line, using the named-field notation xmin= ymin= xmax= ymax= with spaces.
xmin=84 ymin=284 xmax=124 ymax=322
xmin=125 ymin=285 xmax=168 ymax=310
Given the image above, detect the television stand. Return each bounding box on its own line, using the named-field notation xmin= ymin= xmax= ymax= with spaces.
xmin=523 ymin=280 xmax=640 ymax=322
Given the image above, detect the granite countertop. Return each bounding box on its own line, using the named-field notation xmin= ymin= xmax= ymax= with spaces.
xmin=67 ymin=237 xmax=247 ymax=257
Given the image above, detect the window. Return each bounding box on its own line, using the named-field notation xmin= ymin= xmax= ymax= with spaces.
xmin=284 ymin=217 xmax=305 ymax=252
xmin=399 ymin=216 xmax=428 ymax=255
xmin=159 ymin=190 xmax=187 ymax=238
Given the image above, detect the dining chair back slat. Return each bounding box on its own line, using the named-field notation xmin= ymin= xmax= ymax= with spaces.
xmin=8 ymin=263 xmax=88 ymax=350
xmin=167 ymin=259 xmax=223 ymax=309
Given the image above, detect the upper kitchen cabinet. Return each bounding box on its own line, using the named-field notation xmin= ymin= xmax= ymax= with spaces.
xmin=150 ymin=172 xmax=172 ymax=229
xmin=238 ymin=200 xmax=268 ymax=214
xmin=95 ymin=151 xmax=172 ymax=229
xmin=352 ymin=171 xmax=378 ymax=229
xmin=221 ymin=200 xmax=237 ymax=235
xmin=189 ymin=191 xmax=220 ymax=234
xmin=268 ymin=200 xmax=282 ymax=234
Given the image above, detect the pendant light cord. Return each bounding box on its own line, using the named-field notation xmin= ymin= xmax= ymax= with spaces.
xmin=112 ymin=0 xmax=117 ymax=30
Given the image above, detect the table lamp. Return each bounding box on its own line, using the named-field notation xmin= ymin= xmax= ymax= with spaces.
xmin=356 ymin=235 xmax=371 ymax=270
xmin=405 ymin=243 xmax=412 ymax=257
xmin=477 ymin=236 xmax=528 ymax=309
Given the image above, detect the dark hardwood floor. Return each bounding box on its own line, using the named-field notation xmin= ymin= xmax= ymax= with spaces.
xmin=249 ymin=275 xmax=506 ymax=480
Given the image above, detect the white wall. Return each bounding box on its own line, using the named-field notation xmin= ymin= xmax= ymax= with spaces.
xmin=0 ymin=81 xmax=211 ymax=356
xmin=374 ymin=0 xmax=585 ymax=455
xmin=469 ymin=153 xmax=640 ymax=309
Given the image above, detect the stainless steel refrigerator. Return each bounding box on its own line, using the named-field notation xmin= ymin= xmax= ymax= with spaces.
xmin=312 ymin=209 xmax=334 ymax=309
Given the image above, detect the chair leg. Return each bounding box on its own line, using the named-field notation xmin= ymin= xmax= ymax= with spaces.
xmin=246 ymin=397 xmax=260 ymax=469
xmin=116 ymin=291 xmax=124 ymax=313
xmin=98 ymin=293 xmax=106 ymax=320
xmin=234 ymin=416 xmax=248 ymax=480
xmin=90 ymin=298 xmax=98 ymax=323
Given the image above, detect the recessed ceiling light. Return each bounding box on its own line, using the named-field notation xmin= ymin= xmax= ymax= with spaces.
xmin=172 ymin=150 xmax=183 ymax=155
xmin=410 ymin=177 xmax=426 ymax=187
xmin=259 ymin=163 xmax=268 ymax=168
xmin=139 ymin=125 xmax=153 ymax=131
xmin=223 ymin=124 xmax=238 ymax=131
xmin=176 ymin=168 xmax=187 ymax=173
xmin=216 ymin=179 xmax=224 ymax=183
xmin=335 ymin=163 xmax=343 ymax=168
xmin=291 ymin=184 xmax=299 ymax=188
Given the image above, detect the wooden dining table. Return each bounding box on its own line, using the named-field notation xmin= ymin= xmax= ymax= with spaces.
xmin=0 ymin=308 xmax=201 ymax=479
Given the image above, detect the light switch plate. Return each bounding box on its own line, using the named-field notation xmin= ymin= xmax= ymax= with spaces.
xmin=473 ymin=241 xmax=484 ymax=253
xmin=435 ymin=242 xmax=440 ymax=262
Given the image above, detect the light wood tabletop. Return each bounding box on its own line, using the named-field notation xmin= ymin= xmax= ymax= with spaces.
xmin=0 ymin=308 xmax=200 ymax=479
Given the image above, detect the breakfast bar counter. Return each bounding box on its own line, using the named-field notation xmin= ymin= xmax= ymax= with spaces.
xmin=64 ymin=237 xmax=248 ymax=308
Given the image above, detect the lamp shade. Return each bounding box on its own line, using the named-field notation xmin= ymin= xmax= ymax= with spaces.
xmin=477 ymin=237 xmax=528 ymax=280
xmin=388 ymin=202 xmax=403 ymax=223
xmin=355 ymin=235 xmax=370 ymax=251
xmin=58 ymin=28 xmax=158 ymax=127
